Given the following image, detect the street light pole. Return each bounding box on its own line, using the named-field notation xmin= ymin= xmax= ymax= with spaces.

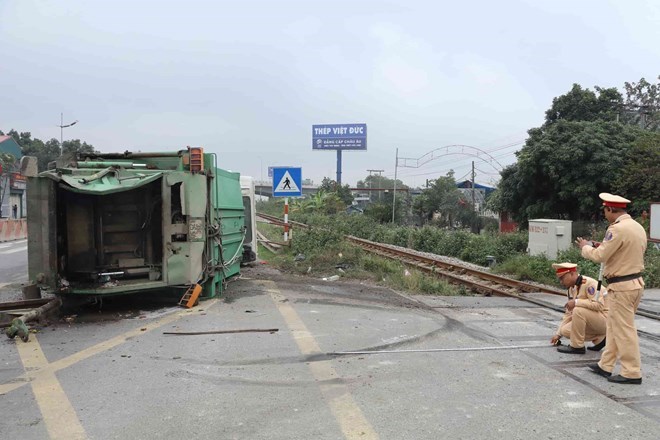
xmin=57 ymin=113 xmax=78 ymax=156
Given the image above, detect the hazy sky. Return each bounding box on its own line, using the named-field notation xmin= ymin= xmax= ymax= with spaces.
xmin=1 ymin=0 xmax=658 ymax=187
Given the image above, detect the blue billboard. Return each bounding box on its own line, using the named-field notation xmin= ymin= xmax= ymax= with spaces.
xmin=312 ymin=123 xmax=367 ymax=150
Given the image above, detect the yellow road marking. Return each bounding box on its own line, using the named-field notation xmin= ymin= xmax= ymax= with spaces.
xmin=1 ymin=301 xmax=216 ymax=396
xmin=17 ymin=335 xmax=87 ymax=440
xmin=263 ymin=281 xmax=379 ymax=440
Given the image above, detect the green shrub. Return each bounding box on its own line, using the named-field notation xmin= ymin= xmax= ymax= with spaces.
xmin=492 ymin=232 xmax=528 ymax=262
xmin=410 ymin=226 xmax=442 ymax=252
xmin=460 ymin=234 xmax=497 ymax=265
xmin=643 ymin=245 xmax=660 ymax=288
xmin=555 ymin=246 xmax=601 ymax=279
xmin=493 ymin=254 xmax=557 ymax=285
xmin=482 ymin=217 xmax=499 ymax=233
xmin=291 ymin=227 xmax=343 ymax=256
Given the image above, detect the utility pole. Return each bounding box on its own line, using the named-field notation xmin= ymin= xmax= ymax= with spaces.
xmin=367 ymin=169 xmax=384 ymax=203
xmin=471 ymin=161 xmax=476 ymax=212
xmin=376 ymin=170 xmax=383 ymax=201
xmin=392 ymin=148 xmax=398 ymax=223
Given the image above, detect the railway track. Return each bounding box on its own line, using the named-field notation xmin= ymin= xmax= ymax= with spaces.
xmin=347 ymin=236 xmax=660 ymax=320
xmin=347 ymin=235 xmax=566 ymax=300
xmin=256 ymin=212 xmax=660 ymax=321
xmin=256 ymin=230 xmax=283 ymax=253
xmin=257 ymin=212 xmax=309 ymax=230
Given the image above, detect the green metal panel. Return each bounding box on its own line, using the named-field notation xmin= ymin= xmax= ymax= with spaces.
xmin=206 ymin=159 xmax=244 ymax=298
xmin=58 ymin=170 xmax=163 ymax=195
xmin=163 ymin=173 xmax=208 ymax=286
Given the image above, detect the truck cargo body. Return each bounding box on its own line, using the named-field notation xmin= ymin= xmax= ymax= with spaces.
xmin=26 ymin=149 xmax=244 ymax=298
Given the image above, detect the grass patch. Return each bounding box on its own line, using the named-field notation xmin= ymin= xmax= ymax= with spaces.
xmin=257 ymin=224 xmax=462 ymax=295
xmin=258 ymin=222 xmax=285 ymax=243
xmin=492 ymin=254 xmax=557 ymax=286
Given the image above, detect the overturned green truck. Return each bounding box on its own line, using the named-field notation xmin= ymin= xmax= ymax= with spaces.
xmin=24 ymin=148 xmax=245 ymax=300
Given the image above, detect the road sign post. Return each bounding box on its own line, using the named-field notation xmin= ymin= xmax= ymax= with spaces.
xmin=284 ymin=197 xmax=289 ymax=242
xmin=272 ymin=167 xmax=302 ymax=242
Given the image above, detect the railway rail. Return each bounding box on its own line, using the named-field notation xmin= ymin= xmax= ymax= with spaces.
xmin=257 ymin=212 xmax=309 ymax=230
xmin=346 ymin=235 xmax=565 ymax=299
xmin=256 ymin=230 xmax=283 ymax=253
xmin=256 ymin=212 xmax=660 ymax=321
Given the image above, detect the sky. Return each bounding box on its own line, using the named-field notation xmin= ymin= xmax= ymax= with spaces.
xmin=1 ymin=0 xmax=658 ymax=188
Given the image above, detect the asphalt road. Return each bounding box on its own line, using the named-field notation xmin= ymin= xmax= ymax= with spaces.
xmin=0 ymin=239 xmax=28 ymax=285
xmin=2 ymin=265 xmax=660 ymax=439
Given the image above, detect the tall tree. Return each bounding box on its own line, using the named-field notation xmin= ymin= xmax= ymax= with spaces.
xmin=62 ymin=139 xmax=97 ymax=156
xmin=493 ymin=121 xmax=638 ymax=223
xmin=4 ymin=129 xmax=99 ymax=171
xmin=490 ymin=80 xmax=659 ymax=224
xmin=613 ymin=131 xmax=660 ymax=213
xmin=623 ymin=76 xmax=660 ymax=131
xmin=544 ymin=84 xmax=622 ymax=127
xmin=318 ymin=177 xmax=354 ymax=205
xmin=412 ymin=171 xmax=475 ymax=228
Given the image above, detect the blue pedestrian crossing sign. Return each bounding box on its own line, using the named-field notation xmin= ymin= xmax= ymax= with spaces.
xmin=272 ymin=167 xmax=302 ymax=197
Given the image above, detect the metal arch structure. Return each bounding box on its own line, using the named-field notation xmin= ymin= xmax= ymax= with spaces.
xmin=397 ymin=145 xmax=505 ymax=172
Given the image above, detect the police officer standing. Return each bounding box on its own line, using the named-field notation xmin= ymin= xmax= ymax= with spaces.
xmin=551 ymin=263 xmax=608 ymax=354
xmin=577 ymin=193 xmax=647 ymax=384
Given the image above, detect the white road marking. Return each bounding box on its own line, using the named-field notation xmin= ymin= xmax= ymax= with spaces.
xmin=1 ymin=246 xmax=27 ymax=254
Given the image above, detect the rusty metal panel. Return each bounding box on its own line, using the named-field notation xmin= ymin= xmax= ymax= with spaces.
xmin=65 ymin=195 xmax=95 ymax=273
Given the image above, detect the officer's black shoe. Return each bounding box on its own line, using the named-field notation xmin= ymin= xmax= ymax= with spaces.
xmin=587 ymin=338 xmax=606 ymax=352
xmin=607 ymin=375 xmax=642 ymax=385
xmin=557 ymin=345 xmax=586 ymax=354
xmin=588 ymin=363 xmax=612 ymax=378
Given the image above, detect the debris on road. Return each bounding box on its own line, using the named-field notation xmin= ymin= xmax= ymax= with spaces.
xmin=163 ymin=328 xmax=279 ymax=336
xmin=5 ymin=297 xmax=62 ymax=342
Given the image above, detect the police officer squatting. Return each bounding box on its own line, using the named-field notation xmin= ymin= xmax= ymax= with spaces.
xmin=551 ymin=262 xmax=607 ymax=354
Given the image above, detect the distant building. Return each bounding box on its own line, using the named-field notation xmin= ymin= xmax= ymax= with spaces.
xmin=456 ymin=180 xmax=496 ymax=216
xmin=0 ymin=135 xmax=25 ymax=218
xmin=499 ymin=211 xmax=518 ymax=233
